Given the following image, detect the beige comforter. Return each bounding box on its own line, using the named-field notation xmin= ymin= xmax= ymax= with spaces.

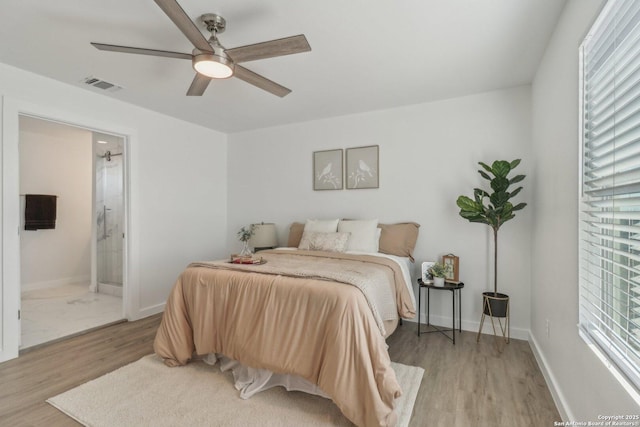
xmin=154 ymin=250 xmax=416 ymax=427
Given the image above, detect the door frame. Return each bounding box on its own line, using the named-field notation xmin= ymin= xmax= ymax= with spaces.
xmin=1 ymin=96 xmax=139 ymax=362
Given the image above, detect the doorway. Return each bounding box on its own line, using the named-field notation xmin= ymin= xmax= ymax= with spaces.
xmin=18 ymin=116 xmax=125 ymax=350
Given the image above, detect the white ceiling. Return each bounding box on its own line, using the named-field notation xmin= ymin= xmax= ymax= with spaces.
xmin=0 ymin=1 xmax=566 ymax=133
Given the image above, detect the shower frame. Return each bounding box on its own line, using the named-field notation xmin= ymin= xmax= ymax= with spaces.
xmin=91 ymin=136 xmax=125 ymax=294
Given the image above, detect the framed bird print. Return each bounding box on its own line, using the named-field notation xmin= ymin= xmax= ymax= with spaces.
xmin=346 ymin=145 xmax=379 ymax=189
xmin=313 ymin=149 xmax=343 ymax=190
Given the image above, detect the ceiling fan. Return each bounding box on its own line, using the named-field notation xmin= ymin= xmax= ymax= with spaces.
xmin=91 ymin=0 xmax=311 ymax=97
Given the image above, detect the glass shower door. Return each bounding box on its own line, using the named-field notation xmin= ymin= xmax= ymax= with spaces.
xmin=95 ymin=138 xmax=123 ymax=296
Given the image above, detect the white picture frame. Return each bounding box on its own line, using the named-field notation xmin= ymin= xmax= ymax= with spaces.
xmin=421 ymin=261 xmax=435 ymax=282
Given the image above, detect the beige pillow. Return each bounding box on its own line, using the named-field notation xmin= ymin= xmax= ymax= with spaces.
xmin=378 ymin=222 xmax=420 ymax=261
xmin=287 ymin=222 xmax=305 ymax=247
xmin=298 ymin=231 xmax=351 ymax=252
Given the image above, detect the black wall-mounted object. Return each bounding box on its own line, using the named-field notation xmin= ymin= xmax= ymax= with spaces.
xmin=24 ymin=194 xmax=57 ymax=230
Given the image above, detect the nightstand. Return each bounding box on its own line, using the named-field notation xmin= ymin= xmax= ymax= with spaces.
xmin=417 ymin=278 xmax=464 ymax=344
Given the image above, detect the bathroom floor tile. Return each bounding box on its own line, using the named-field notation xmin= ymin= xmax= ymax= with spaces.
xmin=21 ymin=283 xmax=123 ymax=350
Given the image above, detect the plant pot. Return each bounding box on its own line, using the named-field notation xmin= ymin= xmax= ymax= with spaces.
xmin=433 ymin=277 xmax=445 ymax=287
xmin=482 ymin=292 xmax=509 ymax=318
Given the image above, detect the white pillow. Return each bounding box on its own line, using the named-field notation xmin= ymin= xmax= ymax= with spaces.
xmin=374 ymin=227 xmax=382 ymax=252
xmin=298 ymin=231 xmax=350 ymax=252
xmin=304 ymin=219 xmax=339 ymax=233
xmin=337 ymin=219 xmax=379 ymax=253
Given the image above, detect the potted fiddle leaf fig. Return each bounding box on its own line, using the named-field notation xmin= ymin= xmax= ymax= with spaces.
xmin=456 ymin=159 xmax=526 ymax=319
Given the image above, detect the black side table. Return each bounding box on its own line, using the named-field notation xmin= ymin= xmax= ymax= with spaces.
xmin=417 ymin=278 xmax=464 ymax=344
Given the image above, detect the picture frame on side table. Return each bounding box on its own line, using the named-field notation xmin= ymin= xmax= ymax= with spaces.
xmin=421 ymin=261 xmax=435 ymax=282
xmin=442 ymin=254 xmax=460 ymax=282
xmin=313 ymin=149 xmax=343 ymax=190
xmin=346 ymin=145 xmax=379 ymax=189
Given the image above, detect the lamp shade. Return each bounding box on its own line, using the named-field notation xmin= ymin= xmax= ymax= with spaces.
xmin=249 ymin=223 xmax=278 ymax=249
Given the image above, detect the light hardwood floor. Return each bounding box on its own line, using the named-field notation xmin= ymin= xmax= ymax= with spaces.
xmin=387 ymin=323 xmax=561 ymax=427
xmin=0 ymin=314 xmax=160 ymax=427
xmin=0 ymin=315 xmax=560 ymax=426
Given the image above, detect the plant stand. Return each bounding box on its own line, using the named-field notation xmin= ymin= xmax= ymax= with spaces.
xmin=477 ymin=292 xmax=509 ymax=344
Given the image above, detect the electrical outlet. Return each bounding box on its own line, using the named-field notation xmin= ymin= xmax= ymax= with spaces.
xmin=546 ymin=319 xmax=550 ymax=338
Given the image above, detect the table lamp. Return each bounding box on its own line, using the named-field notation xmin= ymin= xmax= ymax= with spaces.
xmin=249 ymin=223 xmax=278 ymax=251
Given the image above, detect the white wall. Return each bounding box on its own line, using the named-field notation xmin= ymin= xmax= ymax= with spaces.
xmin=228 ymin=86 xmax=533 ymax=337
xmin=0 ymin=61 xmax=228 ymax=329
xmin=19 ymin=119 xmax=92 ymax=289
xmin=531 ymin=0 xmax=640 ymax=418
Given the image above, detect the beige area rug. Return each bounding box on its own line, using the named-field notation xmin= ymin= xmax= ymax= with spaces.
xmin=47 ymin=354 xmax=424 ymax=427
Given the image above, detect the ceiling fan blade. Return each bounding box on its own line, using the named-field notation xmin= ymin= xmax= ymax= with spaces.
xmin=186 ymin=73 xmax=211 ymax=96
xmin=154 ymin=0 xmax=213 ymax=53
xmin=234 ymin=66 xmax=291 ymax=97
xmin=91 ymin=43 xmax=192 ymax=60
xmin=225 ymin=35 xmax=311 ymax=63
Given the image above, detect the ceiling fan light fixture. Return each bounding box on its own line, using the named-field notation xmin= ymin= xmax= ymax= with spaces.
xmin=193 ymin=53 xmax=234 ymax=79
xmin=92 ymin=5 xmax=310 ymax=96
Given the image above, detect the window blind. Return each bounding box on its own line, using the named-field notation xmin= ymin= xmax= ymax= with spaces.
xmin=580 ymin=0 xmax=640 ymax=392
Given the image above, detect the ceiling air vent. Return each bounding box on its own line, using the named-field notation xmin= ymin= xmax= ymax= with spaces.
xmin=81 ymin=76 xmax=123 ymax=92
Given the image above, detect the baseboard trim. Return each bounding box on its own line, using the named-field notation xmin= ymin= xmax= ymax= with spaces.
xmin=403 ymin=316 xmax=529 ymax=341
xmin=408 ymin=313 xmax=529 ymax=341
xmin=133 ymin=302 xmax=165 ymax=321
xmin=528 ymin=331 xmax=572 ymax=421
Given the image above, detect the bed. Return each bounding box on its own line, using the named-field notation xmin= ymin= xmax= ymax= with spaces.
xmin=154 ymin=220 xmax=419 ymax=427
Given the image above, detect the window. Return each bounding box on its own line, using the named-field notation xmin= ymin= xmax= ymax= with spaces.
xmin=579 ymin=0 xmax=640 ymax=393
